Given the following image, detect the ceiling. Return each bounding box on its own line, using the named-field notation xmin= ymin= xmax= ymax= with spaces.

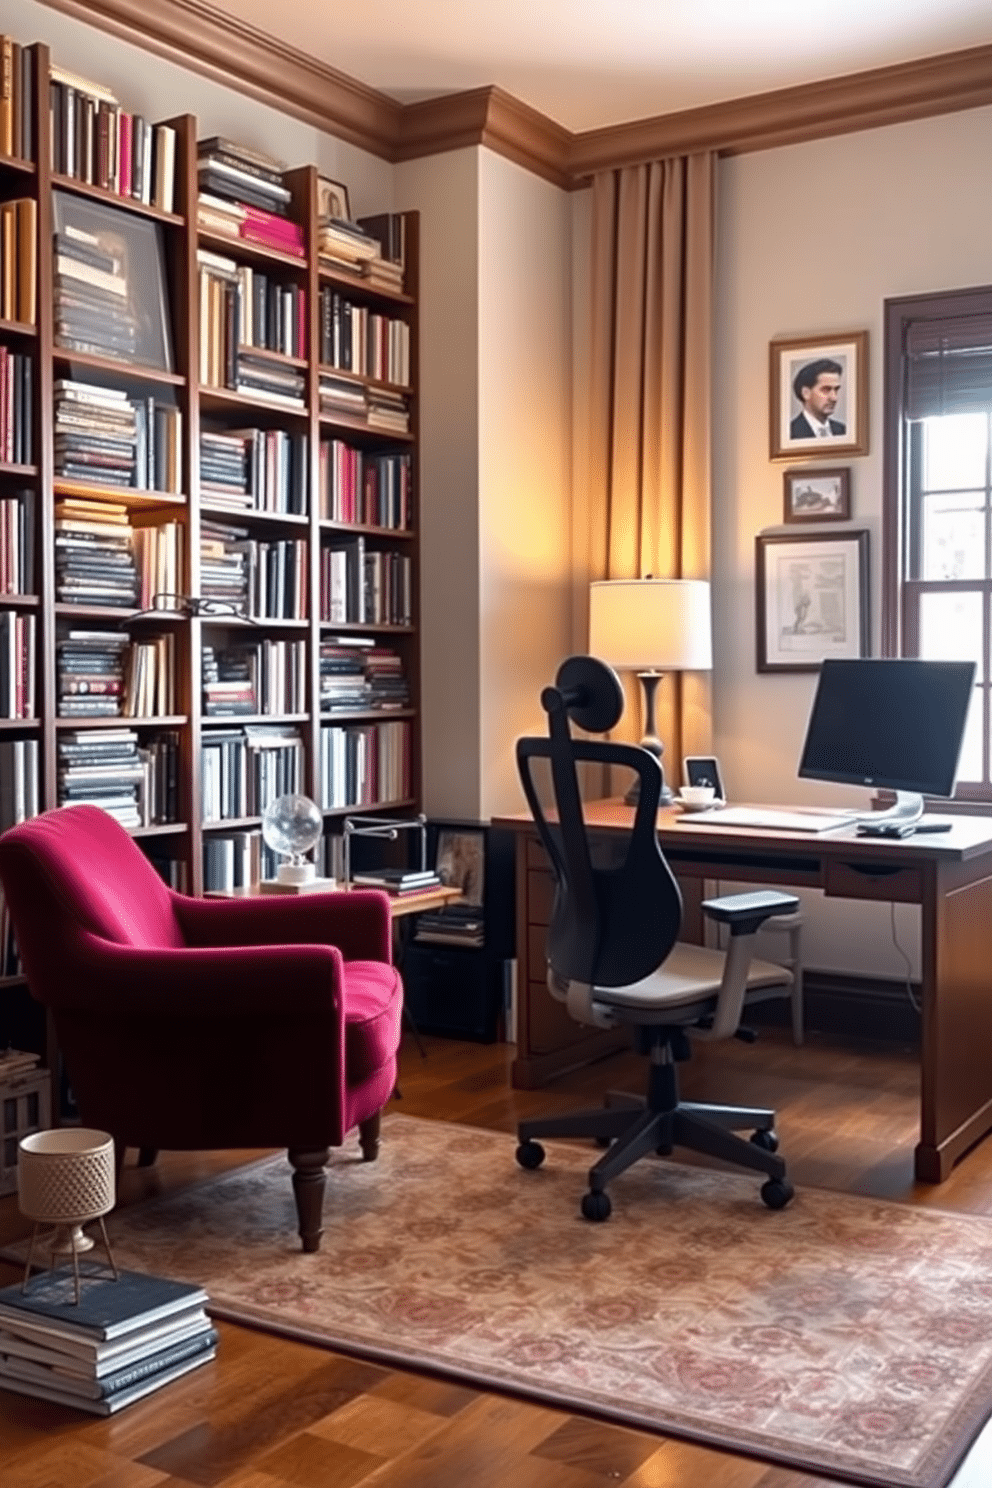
xmin=210 ymin=0 xmax=992 ymax=133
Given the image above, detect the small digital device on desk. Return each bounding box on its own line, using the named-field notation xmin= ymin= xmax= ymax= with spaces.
xmin=797 ymin=658 xmax=975 ymax=837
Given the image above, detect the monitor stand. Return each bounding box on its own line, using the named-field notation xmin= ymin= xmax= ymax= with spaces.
xmin=856 ymin=790 xmax=925 ymax=837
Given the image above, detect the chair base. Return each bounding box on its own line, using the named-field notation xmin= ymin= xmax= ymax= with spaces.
xmin=517 ymin=1079 xmax=792 ymax=1219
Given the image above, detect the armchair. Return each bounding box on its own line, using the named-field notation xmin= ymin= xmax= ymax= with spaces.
xmin=0 ymin=805 xmax=403 ymax=1253
xmin=514 ymin=657 xmax=798 ymax=1220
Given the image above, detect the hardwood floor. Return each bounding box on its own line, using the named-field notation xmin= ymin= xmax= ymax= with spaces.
xmin=1 ymin=1025 xmax=991 ymax=1487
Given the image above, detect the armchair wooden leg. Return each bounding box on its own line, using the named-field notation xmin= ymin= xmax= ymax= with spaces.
xmin=358 ymin=1112 xmax=381 ymax=1163
xmin=288 ymin=1148 xmax=329 ymax=1254
xmin=137 ymin=1147 xmax=158 ymax=1168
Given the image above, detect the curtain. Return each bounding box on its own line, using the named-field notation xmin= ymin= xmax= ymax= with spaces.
xmin=575 ymin=152 xmax=716 ymax=768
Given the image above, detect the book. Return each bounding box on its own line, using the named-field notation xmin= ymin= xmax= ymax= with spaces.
xmin=0 ymin=1343 xmax=216 ymax=1414
xmin=352 ymin=868 xmax=442 ymax=890
xmin=0 ymin=1270 xmax=208 ymax=1347
xmin=0 ymin=1323 xmax=218 ymax=1399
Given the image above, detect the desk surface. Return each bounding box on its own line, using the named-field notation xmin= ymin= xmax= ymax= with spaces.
xmin=494 ymin=798 xmax=992 ymax=863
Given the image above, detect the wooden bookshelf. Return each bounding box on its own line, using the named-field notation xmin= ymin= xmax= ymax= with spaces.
xmin=0 ymin=40 xmax=422 ymax=900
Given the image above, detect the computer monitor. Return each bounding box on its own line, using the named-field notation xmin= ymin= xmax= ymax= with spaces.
xmin=798 ymin=658 xmax=976 ymax=830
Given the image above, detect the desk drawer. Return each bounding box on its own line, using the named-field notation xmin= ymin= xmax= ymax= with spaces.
xmin=824 ymin=859 xmax=923 ymax=903
xmin=527 ymin=867 xmax=555 ymax=927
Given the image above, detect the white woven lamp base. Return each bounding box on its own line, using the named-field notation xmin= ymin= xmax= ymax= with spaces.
xmin=18 ymin=1128 xmax=119 ymax=1302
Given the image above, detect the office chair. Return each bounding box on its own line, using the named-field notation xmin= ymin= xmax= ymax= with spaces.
xmin=514 ymin=656 xmax=798 ymax=1220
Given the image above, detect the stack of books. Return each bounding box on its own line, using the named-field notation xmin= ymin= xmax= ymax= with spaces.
xmin=414 ymin=902 xmax=485 ymax=948
xmin=53 ymin=382 xmax=138 ymax=490
xmin=318 ymin=372 xmax=367 ymax=424
xmin=57 ymin=631 xmax=130 ymax=719
xmin=0 ymin=1269 xmax=216 ymax=1414
xmin=317 ymin=442 xmax=411 ymax=529
xmin=55 ymin=497 xmax=137 ymax=608
xmin=53 ymin=221 xmax=143 ymax=362
xmin=367 ymin=388 xmax=411 ymax=434
xmin=201 ymin=643 xmax=256 ymax=716
xmin=200 ymin=428 xmax=308 ymax=516
xmin=319 ymin=636 xmax=373 ymax=714
xmin=356 ymin=213 xmax=407 ymax=291
xmin=316 ymin=217 xmax=380 ymax=275
xmin=57 ymin=727 xmax=145 ymax=825
xmin=200 ymin=520 xmax=250 ymax=616
xmin=197 ymin=137 xmax=303 ymax=254
xmin=351 ymin=866 xmax=442 ymax=895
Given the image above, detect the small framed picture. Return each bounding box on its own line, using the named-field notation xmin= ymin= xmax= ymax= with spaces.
xmin=755 ymin=529 xmax=869 ymax=673
xmin=435 ymin=828 xmax=485 ymax=907
xmin=769 ymin=331 xmax=868 ymax=460
xmin=316 ymin=176 xmax=351 ymax=223
xmin=683 ymin=756 xmax=725 ymax=801
xmin=783 ymin=466 xmax=851 ymax=523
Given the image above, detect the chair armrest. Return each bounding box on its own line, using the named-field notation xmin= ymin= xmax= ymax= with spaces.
xmin=53 ymin=934 xmax=348 ymax=1020
xmin=702 ymin=890 xmax=800 ymax=936
xmin=171 ymin=889 xmax=393 ymax=963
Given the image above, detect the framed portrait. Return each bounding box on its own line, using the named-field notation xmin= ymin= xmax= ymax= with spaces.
xmin=316 ymin=176 xmax=351 ymax=223
xmin=755 ymin=529 xmax=869 ymax=673
xmin=769 ymin=331 xmax=868 ymax=460
xmin=53 ymin=190 xmax=173 ymax=372
xmin=435 ymin=827 xmax=485 ymax=907
xmin=783 ymin=466 xmax=851 ymax=523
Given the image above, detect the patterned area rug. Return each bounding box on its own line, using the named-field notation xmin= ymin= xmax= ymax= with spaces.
xmin=98 ymin=1115 xmax=992 ymax=1488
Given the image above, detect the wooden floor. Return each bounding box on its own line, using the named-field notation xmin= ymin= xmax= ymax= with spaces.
xmin=1 ymin=1024 xmax=991 ymax=1488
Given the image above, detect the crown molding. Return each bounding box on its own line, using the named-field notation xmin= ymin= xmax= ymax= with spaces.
xmin=37 ymin=0 xmax=992 ymax=185
xmin=38 ymin=0 xmax=402 ymax=156
xmin=568 ymin=41 xmax=992 ymax=178
xmin=398 ymin=87 xmax=572 ymax=189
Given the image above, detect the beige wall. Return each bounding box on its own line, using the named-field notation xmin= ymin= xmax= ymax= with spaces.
xmin=478 ymin=150 xmax=573 ymax=819
xmin=713 ymin=102 xmax=992 ymax=976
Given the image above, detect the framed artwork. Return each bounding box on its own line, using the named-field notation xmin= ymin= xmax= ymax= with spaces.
xmin=316 ymin=176 xmax=351 ymax=223
xmin=755 ymin=529 xmax=869 ymax=673
xmin=435 ymin=827 xmax=485 ymax=907
xmin=769 ymin=331 xmax=868 ymax=460
xmin=783 ymin=466 xmax=851 ymax=523
xmin=53 ymin=190 xmax=173 ymax=372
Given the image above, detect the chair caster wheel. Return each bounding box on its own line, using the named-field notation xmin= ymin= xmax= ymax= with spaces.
xmin=594 ymin=1136 xmax=611 ymax=1149
xmin=760 ymin=1177 xmax=794 ymax=1210
xmin=581 ymin=1190 xmax=612 ymax=1222
xmin=750 ymin=1128 xmax=779 ymax=1153
xmin=516 ymin=1140 xmax=545 ymax=1170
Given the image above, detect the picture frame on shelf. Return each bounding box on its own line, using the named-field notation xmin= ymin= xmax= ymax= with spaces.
xmin=52 ymin=190 xmax=174 ymax=373
xmin=769 ymin=330 xmax=868 ymax=460
xmin=316 ymin=176 xmax=351 ymax=223
xmin=783 ymin=466 xmax=851 ymax=523
xmin=755 ymin=529 xmax=869 ymax=673
xmin=436 ymin=828 xmax=485 ymax=907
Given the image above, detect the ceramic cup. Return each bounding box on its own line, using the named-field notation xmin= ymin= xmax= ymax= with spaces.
xmin=678 ymin=785 xmax=716 ymax=809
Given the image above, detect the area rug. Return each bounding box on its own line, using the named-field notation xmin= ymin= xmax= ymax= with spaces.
xmin=96 ymin=1115 xmax=992 ymax=1488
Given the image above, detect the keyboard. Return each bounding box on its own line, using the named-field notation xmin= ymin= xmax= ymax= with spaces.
xmin=675 ymin=806 xmax=859 ymax=834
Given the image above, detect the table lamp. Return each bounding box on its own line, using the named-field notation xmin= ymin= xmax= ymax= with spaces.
xmin=588 ymin=578 xmax=713 ymax=804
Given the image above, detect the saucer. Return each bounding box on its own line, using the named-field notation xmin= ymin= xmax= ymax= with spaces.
xmin=676 ymin=797 xmax=724 ymax=813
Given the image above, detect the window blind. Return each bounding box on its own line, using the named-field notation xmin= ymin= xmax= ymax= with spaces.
xmin=905 ymin=313 xmax=992 ymax=419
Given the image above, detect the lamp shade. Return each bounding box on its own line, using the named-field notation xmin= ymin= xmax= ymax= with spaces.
xmin=589 ymin=579 xmax=712 ymax=672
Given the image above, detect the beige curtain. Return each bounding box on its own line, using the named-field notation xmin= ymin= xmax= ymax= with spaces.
xmin=575 ymin=152 xmax=716 ymax=771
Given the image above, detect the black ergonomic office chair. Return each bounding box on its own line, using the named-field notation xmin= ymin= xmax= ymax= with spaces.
xmin=514 ymin=656 xmax=798 ymax=1220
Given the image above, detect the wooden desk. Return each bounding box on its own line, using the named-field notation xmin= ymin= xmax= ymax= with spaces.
xmin=491 ymin=800 xmax=992 ymax=1185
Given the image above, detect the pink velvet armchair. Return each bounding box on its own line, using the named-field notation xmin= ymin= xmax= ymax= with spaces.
xmin=0 ymin=805 xmax=404 ymax=1252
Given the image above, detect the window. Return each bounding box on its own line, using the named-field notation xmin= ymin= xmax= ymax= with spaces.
xmin=884 ymin=287 xmax=992 ymax=801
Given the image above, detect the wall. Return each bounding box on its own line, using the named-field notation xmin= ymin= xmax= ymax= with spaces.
xmin=477 ymin=149 xmax=573 ymax=819
xmin=713 ymin=102 xmax=992 ymax=976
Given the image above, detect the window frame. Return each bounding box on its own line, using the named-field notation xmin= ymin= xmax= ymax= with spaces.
xmin=883 ymin=284 xmax=992 ymax=806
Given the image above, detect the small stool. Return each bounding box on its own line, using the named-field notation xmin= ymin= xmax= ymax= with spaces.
xmin=763 ymin=911 xmax=805 ymax=1046
xmin=18 ymin=1128 xmax=119 ymax=1302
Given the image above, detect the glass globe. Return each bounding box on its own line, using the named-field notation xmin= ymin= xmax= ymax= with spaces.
xmin=261 ymin=794 xmax=322 ymax=884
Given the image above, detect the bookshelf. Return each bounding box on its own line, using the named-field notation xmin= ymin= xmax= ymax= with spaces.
xmin=0 ymin=38 xmax=422 ymax=946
